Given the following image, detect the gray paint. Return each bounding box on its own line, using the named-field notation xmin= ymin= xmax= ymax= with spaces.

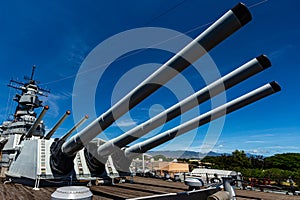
xmin=7 ymin=140 xmax=38 ymax=179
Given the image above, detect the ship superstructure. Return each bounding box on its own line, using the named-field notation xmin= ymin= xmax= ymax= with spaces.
xmin=0 ymin=66 xmax=97 ymax=185
xmin=0 ymin=66 xmax=49 ymax=175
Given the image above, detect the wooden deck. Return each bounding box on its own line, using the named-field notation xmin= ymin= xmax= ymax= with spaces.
xmin=0 ymin=177 xmax=299 ymax=200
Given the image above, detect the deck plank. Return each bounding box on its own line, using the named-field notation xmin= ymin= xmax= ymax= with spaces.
xmin=0 ymin=177 xmax=299 ymax=200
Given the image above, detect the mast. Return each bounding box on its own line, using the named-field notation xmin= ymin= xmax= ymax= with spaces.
xmin=3 ymin=65 xmax=50 ymax=137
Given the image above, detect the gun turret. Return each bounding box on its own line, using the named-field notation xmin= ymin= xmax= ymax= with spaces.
xmin=44 ymin=111 xmax=71 ymax=139
xmin=97 ymin=55 xmax=271 ymax=157
xmin=26 ymin=105 xmax=49 ymax=137
xmin=61 ymin=2 xmax=252 ymax=157
xmin=50 ymin=115 xmax=89 ymax=176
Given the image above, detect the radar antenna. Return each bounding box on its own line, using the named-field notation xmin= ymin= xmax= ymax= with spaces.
xmin=30 ymin=65 xmax=36 ymax=81
xmin=8 ymin=65 xmax=50 ymax=97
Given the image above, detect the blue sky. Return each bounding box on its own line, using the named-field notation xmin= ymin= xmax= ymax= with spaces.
xmin=0 ymin=0 xmax=299 ymax=156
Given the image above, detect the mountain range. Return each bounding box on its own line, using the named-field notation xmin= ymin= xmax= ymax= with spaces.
xmin=147 ymin=150 xmax=223 ymax=159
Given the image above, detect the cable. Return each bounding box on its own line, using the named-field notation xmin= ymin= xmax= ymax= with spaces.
xmin=145 ymin=0 xmax=189 ymax=26
xmin=249 ymin=0 xmax=269 ymax=9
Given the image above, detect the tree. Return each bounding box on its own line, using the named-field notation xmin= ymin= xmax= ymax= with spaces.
xmin=231 ymin=150 xmax=251 ymax=168
xmin=200 ymin=152 xmax=300 ymax=190
xmin=265 ymin=153 xmax=300 ymax=171
xmin=250 ymin=155 xmax=264 ymax=169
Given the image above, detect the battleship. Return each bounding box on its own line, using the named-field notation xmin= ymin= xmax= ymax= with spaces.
xmin=0 ymin=2 xmax=282 ymax=199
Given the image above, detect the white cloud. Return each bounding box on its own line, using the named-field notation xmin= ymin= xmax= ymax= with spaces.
xmin=67 ymin=38 xmax=90 ymax=67
xmin=250 ymin=133 xmax=275 ymax=138
xmin=248 ymin=149 xmax=270 ymax=155
xmin=269 ymin=44 xmax=294 ymax=59
xmin=245 ymin=140 xmax=266 ymax=144
xmin=265 ymin=145 xmax=300 ymax=150
xmin=41 ymin=92 xmax=72 ymax=118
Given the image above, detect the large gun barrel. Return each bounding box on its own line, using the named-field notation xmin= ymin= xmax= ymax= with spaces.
xmin=125 ymin=82 xmax=281 ymax=156
xmin=26 ymin=105 xmax=49 ymax=137
xmin=97 ymin=55 xmax=271 ymax=156
xmin=44 ymin=110 xmax=71 ymax=139
xmin=60 ymin=115 xmax=89 ymax=141
xmin=62 ymin=2 xmax=252 ymax=156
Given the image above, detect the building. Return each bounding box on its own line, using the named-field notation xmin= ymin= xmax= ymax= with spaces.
xmin=152 ymin=161 xmax=189 ymax=178
xmin=131 ymin=158 xmax=189 ymax=178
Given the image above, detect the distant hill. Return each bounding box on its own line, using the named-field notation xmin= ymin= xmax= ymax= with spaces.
xmin=148 ymin=150 xmax=222 ymax=158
